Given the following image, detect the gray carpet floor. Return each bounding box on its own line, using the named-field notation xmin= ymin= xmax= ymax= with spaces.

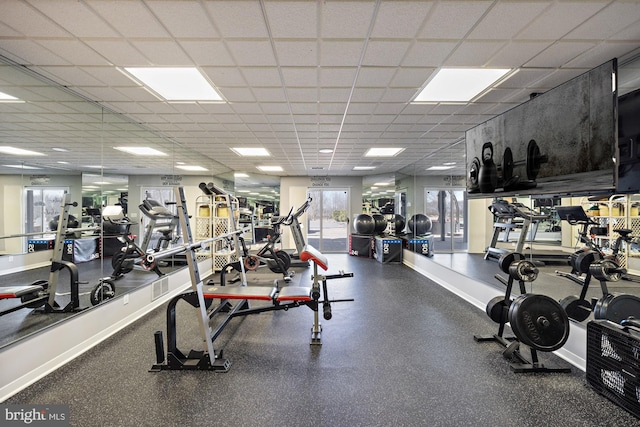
xmin=5 ymin=254 xmax=639 ymax=426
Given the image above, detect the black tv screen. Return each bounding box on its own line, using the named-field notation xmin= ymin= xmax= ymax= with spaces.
xmin=466 ymin=59 xmax=617 ymax=198
xmin=616 ymin=87 xmax=640 ymax=193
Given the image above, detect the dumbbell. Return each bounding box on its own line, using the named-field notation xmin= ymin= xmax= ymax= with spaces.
xmin=589 ymin=259 xmax=626 ymax=282
xmin=503 ymin=139 xmax=548 ymax=183
xmin=497 ymin=252 xmax=539 ymax=282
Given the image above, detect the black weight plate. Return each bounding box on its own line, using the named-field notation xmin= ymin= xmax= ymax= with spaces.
xmin=486 ymin=296 xmax=509 ymax=323
xmin=497 ymin=252 xmax=525 ymax=274
xmin=526 ymin=139 xmax=546 ymax=180
xmin=574 ymin=250 xmax=599 ymax=275
xmin=594 ymin=292 xmax=640 ymax=324
xmin=90 ymin=279 xmax=116 ymax=306
xmin=589 ymin=259 xmax=622 ymax=282
xmin=593 ymin=294 xmax=614 ymax=319
xmin=503 ymin=147 xmax=514 ymax=182
xmin=559 ymin=295 xmax=592 ymax=322
xmin=508 ymin=294 xmax=569 ymax=352
xmin=469 ymin=157 xmax=481 ymax=191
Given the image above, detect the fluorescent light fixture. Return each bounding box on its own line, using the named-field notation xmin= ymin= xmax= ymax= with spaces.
xmin=114 ymin=146 xmax=167 ymax=156
xmin=234 ymin=172 xmax=249 ymax=178
xmin=319 ymin=149 xmax=333 ymax=154
xmin=2 ymin=164 xmax=41 ymax=169
xmin=0 ymin=91 xmax=22 ymax=102
xmin=232 ymin=147 xmax=270 ymax=157
xmin=373 ymin=182 xmax=390 ymax=186
xmin=257 ymin=166 xmax=283 ymax=172
xmin=176 ymin=165 xmax=208 ymax=171
xmin=0 ymin=146 xmax=45 ymax=156
xmin=123 ymin=67 xmax=223 ymax=101
xmin=92 ymin=181 xmax=112 ymax=185
xmin=365 ymin=148 xmax=405 ymax=157
xmin=237 ymin=190 xmax=250 ymax=193
xmin=413 ymin=68 xmax=511 ymax=102
xmin=52 ymin=147 xmax=69 ymax=152
xmin=353 ymin=166 xmax=376 ymax=171
xmin=427 ymin=165 xmax=455 ymax=171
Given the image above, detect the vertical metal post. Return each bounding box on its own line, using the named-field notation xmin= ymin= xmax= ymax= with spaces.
xmin=47 ymin=193 xmax=72 ymax=306
xmin=174 ymin=186 xmax=216 ymax=365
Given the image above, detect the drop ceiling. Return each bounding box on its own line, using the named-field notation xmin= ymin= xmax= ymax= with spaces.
xmin=1 ymin=0 xmax=639 ymax=179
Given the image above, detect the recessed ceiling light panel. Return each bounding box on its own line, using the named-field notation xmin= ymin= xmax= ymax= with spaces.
xmin=257 ymin=166 xmax=283 ymax=172
xmin=413 ymin=68 xmax=511 ymax=102
xmin=365 ymin=148 xmax=405 ymax=157
xmin=232 ymin=147 xmax=270 ymax=157
xmin=123 ymin=67 xmax=223 ymax=102
xmin=0 ymin=146 xmax=45 ymax=156
xmin=427 ymin=165 xmax=455 ymax=171
xmin=114 ymin=146 xmax=167 ymax=156
xmin=176 ymin=165 xmax=208 ymax=171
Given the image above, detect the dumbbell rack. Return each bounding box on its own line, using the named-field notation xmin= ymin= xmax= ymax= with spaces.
xmin=474 ymin=256 xmax=571 ymax=374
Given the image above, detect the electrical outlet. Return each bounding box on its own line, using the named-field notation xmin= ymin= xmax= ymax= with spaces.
xmin=123 ymin=294 xmax=129 ymax=305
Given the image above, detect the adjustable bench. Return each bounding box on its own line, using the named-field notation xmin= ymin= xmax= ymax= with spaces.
xmin=0 ymin=282 xmax=48 ymax=316
xmin=203 ymin=285 xmax=313 ymax=303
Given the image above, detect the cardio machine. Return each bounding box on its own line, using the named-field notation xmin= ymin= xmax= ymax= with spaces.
xmin=277 ymin=197 xmax=312 ymax=268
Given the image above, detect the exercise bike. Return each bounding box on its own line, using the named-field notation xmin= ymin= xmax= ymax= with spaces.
xmin=102 ymin=205 xmax=164 ymax=280
xmin=221 ymin=208 xmax=296 ymax=285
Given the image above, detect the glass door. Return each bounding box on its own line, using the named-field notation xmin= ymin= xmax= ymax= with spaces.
xmin=425 ymin=188 xmax=467 ymax=253
xmin=306 ymin=188 xmax=350 ymax=252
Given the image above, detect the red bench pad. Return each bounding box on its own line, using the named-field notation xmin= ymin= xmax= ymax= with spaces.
xmin=299 ymin=245 xmax=328 ymax=271
xmin=203 ymin=286 xmax=276 ymax=301
xmin=275 ymin=286 xmax=312 ymax=302
xmin=0 ymin=285 xmax=45 ymax=300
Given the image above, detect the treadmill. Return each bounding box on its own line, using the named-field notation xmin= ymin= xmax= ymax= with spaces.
xmin=485 ymin=200 xmax=569 ymax=265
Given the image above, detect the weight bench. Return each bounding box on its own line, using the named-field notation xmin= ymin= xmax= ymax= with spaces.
xmin=0 ymin=283 xmax=48 ymax=316
xmin=202 ymin=285 xmax=312 ymax=303
xmin=152 ymin=244 xmax=354 ymax=372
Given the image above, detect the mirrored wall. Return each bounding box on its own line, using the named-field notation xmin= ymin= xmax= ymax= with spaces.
xmin=0 ymin=57 xmax=233 ymax=348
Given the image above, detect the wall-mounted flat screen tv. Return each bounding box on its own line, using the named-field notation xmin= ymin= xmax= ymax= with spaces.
xmin=616 ymin=87 xmax=640 ymax=194
xmin=466 ymin=59 xmax=617 ymax=199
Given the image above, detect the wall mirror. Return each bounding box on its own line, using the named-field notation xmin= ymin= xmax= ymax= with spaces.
xmin=0 ymin=57 xmax=234 ymax=349
xmin=411 ymin=56 xmax=640 ymax=308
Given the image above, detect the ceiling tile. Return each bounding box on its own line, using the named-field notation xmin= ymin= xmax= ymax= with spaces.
xmin=371 ymin=1 xmax=433 ymax=39
xmin=264 ymin=1 xmax=318 ymax=38
xmin=525 ymin=41 xmax=597 ymax=68
xmin=320 ymin=1 xmax=376 ymax=39
xmin=226 ymin=40 xmax=277 ymax=66
xmin=468 ymin=1 xmax=549 ymax=40
xmin=419 ymin=1 xmax=492 ymax=39
xmin=517 ymin=1 xmax=608 ymax=40
xmin=363 ymin=41 xmax=412 ymax=66
xmin=129 ymin=40 xmax=193 ymax=65
xmin=402 ymin=41 xmax=458 ymax=67
xmin=88 ymin=1 xmax=170 ymax=38
xmin=179 ymin=41 xmax=235 ymax=66
xmin=567 ymin=1 xmax=640 ymax=40
xmin=274 ymin=41 xmax=318 ymax=67
xmin=204 ymin=0 xmax=268 ymax=38
xmin=28 ymin=0 xmax=120 ymax=38
xmin=146 ymin=1 xmax=218 ymax=38
xmin=446 ymin=41 xmax=506 ymax=66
